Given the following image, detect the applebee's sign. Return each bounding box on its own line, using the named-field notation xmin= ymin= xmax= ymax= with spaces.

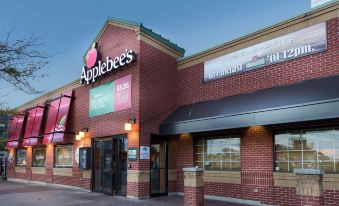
xmin=80 ymin=42 xmax=136 ymax=85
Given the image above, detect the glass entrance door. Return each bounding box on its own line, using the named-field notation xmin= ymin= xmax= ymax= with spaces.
xmin=93 ymin=136 xmax=128 ymax=196
xmin=93 ymin=138 xmax=114 ymax=194
xmin=151 ymin=139 xmax=167 ymax=196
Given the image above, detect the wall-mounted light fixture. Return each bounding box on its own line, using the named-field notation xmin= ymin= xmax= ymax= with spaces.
xmin=76 ymin=128 xmax=89 ymax=141
xmin=76 ymin=135 xmax=81 ymax=141
xmin=125 ymin=117 xmax=136 ymax=131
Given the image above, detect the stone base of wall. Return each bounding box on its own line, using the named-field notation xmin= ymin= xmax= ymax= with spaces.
xmin=127 ymin=170 xmax=150 ymax=198
xmin=53 ymin=175 xmax=91 ymax=190
xmin=205 ymin=182 xmax=241 ymax=198
xmin=8 ymin=170 xmax=91 ymax=190
xmin=7 ymin=178 xmax=91 ymax=192
xmin=31 ymin=173 xmax=52 ymax=183
xmin=173 ymin=179 xmax=339 ymax=206
xmin=171 ymin=192 xmax=266 ymax=206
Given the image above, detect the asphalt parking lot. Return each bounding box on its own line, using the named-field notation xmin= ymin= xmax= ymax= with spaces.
xmin=0 ymin=181 xmax=252 ymax=206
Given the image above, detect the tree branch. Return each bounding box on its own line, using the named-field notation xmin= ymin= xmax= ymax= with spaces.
xmin=0 ymin=31 xmax=50 ymax=94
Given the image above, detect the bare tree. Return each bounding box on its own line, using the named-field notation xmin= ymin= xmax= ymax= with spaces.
xmin=0 ymin=30 xmax=49 ymax=94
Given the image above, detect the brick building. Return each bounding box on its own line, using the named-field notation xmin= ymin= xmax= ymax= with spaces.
xmin=5 ymin=2 xmax=339 ymax=205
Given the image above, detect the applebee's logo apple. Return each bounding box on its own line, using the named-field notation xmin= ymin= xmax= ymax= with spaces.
xmin=86 ymin=42 xmax=98 ymax=68
xmin=80 ymin=42 xmax=136 ymax=85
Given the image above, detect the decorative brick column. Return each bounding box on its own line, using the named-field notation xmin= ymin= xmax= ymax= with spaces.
xmin=295 ymin=169 xmax=324 ymax=206
xmin=127 ymin=169 xmax=150 ymax=199
xmin=183 ymin=167 xmax=204 ymax=206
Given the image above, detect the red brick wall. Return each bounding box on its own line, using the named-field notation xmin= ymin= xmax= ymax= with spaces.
xmin=166 ymin=134 xmax=195 ymax=193
xmin=177 ymin=18 xmax=339 ymax=107
xmin=138 ymin=41 xmax=178 ymax=170
xmin=168 ymin=136 xmax=178 ymax=193
xmin=324 ymin=190 xmax=339 ymax=205
xmin=240 ymin=125 xmax=273 ymax=204
xmin=6 ymin=148 xmax=15 ymax=178
xmin=204 ymin=182 xmax=241 ymax=198
xmin=184 ymin=186 xmax=204 ymax=206
xmin=273 ymin=187 xmax=300 ymax=206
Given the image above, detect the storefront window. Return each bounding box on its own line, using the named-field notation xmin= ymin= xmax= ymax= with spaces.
xmin=275 ymin=128 xmax=339 ymax=173
xmin=16 ymin=149 xmax=26 ymax=166
xmin=32 ymin=147 xmax=46 ymax=167
xmin=54 ymin=145 xmax=73 ymax=168
xmin=195 ymin=136 xmax=240 ymax=171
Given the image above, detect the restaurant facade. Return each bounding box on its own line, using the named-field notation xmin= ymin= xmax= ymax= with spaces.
xmin=5 ymin=2 xmax=339 ymax=205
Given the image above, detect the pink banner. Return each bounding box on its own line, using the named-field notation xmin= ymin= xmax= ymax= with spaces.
xmin=7 ymin=113 xmax=24 ymax=148
xmin=31 ymin=104 xmax=44 ymax=137
xmin=13 ymin=115 xmax=24 ymax=141
xmin=55 ymin=90 xmax=72 ymax=133
xmin=43 ymin=98 xmax=60 ymax=144
xmin=43 ymin=90 xmax=73 ymax=144
xmin=23 ymin=108 xmax=37 ymax=139
xmin=7 ymin=117 xmax=18 ymax=141
xmin=114 ymin=74 xmax=132 ymax=111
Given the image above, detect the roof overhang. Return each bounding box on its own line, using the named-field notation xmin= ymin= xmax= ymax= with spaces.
xmin=85 ymin=17 xmax=185 ymax=59
xmin=160 ymin=75 xmax=339 ymax=135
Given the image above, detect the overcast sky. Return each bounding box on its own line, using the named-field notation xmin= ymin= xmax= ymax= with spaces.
xmin=1 ymin=0 xmax=314 ymax=109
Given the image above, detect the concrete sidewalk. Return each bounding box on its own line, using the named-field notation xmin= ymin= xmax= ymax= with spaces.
xmin=0 ymin=181 xmax=251 ymax=206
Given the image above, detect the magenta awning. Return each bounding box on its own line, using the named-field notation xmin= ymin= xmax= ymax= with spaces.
xmin=7 ymin=113 xmax=25 ymax=148
xmin=43 ymin=90 xmax=73 ymax=144
xmin=22 ymin=104 xmax=45 ymax=147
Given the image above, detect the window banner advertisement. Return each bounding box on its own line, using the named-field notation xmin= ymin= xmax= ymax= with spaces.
xmin=53 ymin=90 xmax=73 ymax=143
xmin=24 ymin=108 xmax=37 ymax=139
xmin=43 ymin=98 xmax=61 ymax=144
xmin=114 ymin=74 xmax=132 ymax=112
xmin=54 ymin=91 xmax=72 ymax=132
xmin=89 ymin=81 xmax=114 ymax=117
xmin=43 ymin=90 xmax=73 ymax=144
xmin=31 ymin=104 xmax=44 ymax=137
xmin=204 ymin=22 xmax=327 ymax=82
